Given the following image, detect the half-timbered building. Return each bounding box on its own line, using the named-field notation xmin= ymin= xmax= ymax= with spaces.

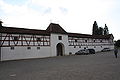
xmin=0 ymin=22 xmax=114 ymax=61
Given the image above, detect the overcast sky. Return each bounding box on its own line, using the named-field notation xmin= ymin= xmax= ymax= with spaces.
xmin=0 ymin=0 xmax=120 ymax=40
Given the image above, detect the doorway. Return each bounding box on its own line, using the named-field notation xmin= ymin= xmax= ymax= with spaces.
xmin=56 ymin=43 xmax=64 ymax=56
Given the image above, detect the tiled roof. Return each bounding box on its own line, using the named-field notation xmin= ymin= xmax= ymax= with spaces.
xmin=46 ymin=23 xmax=67 ymax=34
xmin=0 ymin=23 xmax=113 ymax=39
xmin=0 ymin=26 xmax=50 ymax=35
xmin=92 ymin=34 xmax=114 ymax=39
xmin=68 ymin=32 xmax=92 ymax=38
xmin=68 ymin=32 xmax=113 ymax=39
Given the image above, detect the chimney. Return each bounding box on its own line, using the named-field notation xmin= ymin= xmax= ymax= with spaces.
xmin=0 ymin=20 xmax=3 ymax=27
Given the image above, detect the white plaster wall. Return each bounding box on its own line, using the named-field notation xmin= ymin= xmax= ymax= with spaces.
xmin=1 ymin=33 xmax=115 ymax=61
xmin=50 ymin=33 xmax=69 ymax=56
xmin=1 ymin=46 xmax=50 ymax=61
xmin=68 ymin=45 xmax=114 ymax=54
xmin=68 ymin=46 xmax=96 ymax=54
xmin=1 ymin=33 xmax=50 ymax=46
xmin=68 ymin=46 xmax=82 ymax=54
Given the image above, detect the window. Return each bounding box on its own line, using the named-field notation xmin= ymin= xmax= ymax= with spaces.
xmin=37 ymin=47 xmax=40 ymax=50
xmin=94 ymin=40 xmax=95 ymax=42
xmin=75 ymin=39 xmax=77 ymax=42
xmin=11 ymin=47 xmax=14 ymax=50
xmin=58 ymin=36 xmax=62 ymax=40
xmin=27 ymin=47 xmax=31 ymax=50
xmin=37 ymin=37 xmax=41 ymax=41
xmin=94 ymin=46 xmax=96 ymax=48
xmin=74 ymin=46 xmax=76 ymax=48
xmin=14 ymin=36 xmax=18 ymax=41
xmin=85 ymin=40 xmax=87 ymax=42
xmin=38 ymin=44 xmax=40 ymax=46
xmin=79 ymin=46 xmax=81 ymax=48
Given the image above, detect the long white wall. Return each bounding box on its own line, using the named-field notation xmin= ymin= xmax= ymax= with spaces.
xmin=68 ymin=45 xmax=114 ymax=54
xmin=68 ymin=36 xmax=114 ymax=54
xmin=0 ymin=32 xmax=114 ymax=61
xmin=1 ymin=46 xmax=50 ymax=61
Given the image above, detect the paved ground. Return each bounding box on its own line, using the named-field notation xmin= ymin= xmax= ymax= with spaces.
xmin=0 ymin=50 xmax=120 ymax=80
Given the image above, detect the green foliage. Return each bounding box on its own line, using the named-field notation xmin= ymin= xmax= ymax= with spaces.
xmin=0 ymin=20 xmax=3 ymax=27
xmin=98 ymin=27 xmax=104 ymax=35
xmin=104 ymin=24 xmax=109 ymax=35
xmin=92 ymin=21 xmax=98 ymax=35
xmin=92 ymin=21 xmax=109 ymax=35
xmin=115 ymin=40 xmax=120 ymax=47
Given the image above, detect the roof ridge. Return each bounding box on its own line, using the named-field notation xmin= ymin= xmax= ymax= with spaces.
xmin=1 ymin=26 xmax=44 ymax=31
xmin=46 ymin=23 xmax=67 ymax=34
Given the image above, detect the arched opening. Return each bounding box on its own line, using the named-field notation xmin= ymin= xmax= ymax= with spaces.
xmin=56 ymin=43 xmax=64 ymax=56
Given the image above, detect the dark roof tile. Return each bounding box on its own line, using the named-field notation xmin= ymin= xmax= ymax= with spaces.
xmin=46 ymin=23 xmax=67 ymax=34
xmin=68 ymin=32 xmax=113 ymax=39
xmin=0 ymin=26 xmax=49 ymax=35
xmin=0 ymin=23 xmax=113 ymax=39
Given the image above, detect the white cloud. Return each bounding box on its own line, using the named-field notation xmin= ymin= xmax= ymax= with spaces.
xmin=0 ymin=0 xmax=49 ymax=29
xmin=0 ymin=0 xmax=120 ymax=40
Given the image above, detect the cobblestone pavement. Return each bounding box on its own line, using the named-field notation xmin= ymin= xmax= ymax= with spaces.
xmin=0 ymin=50 xmax=120 ymax=80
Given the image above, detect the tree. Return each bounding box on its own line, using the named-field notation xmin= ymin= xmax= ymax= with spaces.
xmin=98 ymin=27 xmax=104 ymax=35
xmin=0 ymin=20 xmax=3 ymax=27
xmin=92 ymin=21 xmax=110 ymax=35
xmin=115 ymin=40 xmax=120 ymax=47
xmin=104 ymin=24 xmax=109 ymax=35
xmin=92 ymin=21 xmax=98 ymax=35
